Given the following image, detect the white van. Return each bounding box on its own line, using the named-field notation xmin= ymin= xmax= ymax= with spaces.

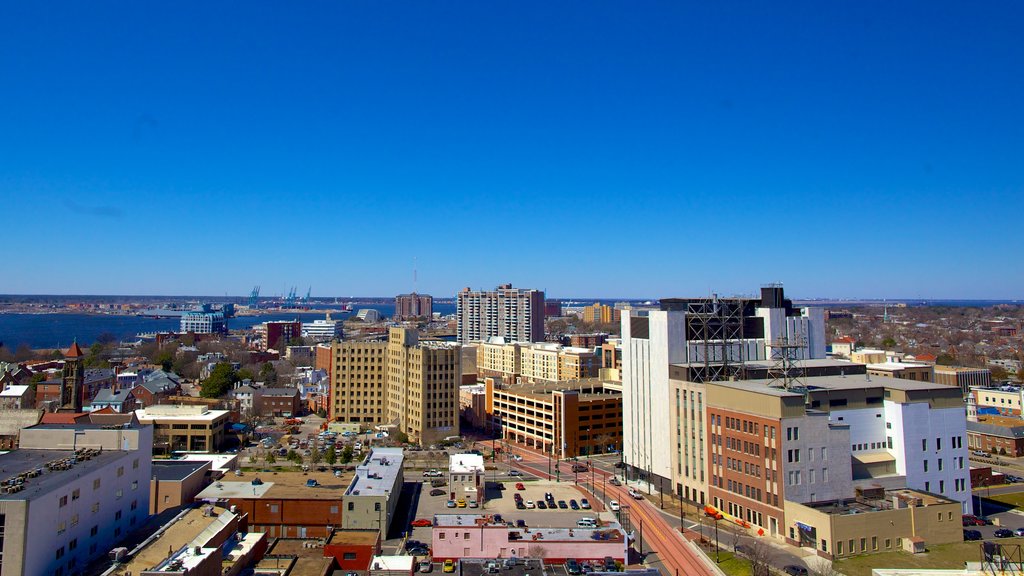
xmin=576 ymin=518 xmax=597 ymax=528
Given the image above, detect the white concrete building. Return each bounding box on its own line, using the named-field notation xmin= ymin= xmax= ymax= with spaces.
xmin=180 ymin=311 xmax=226 ymax=334
xmin=0 ymin=419 xmax=153 ymax=576
xmin=302 ymin=315 xmax=344 ymax=342
xmin=448 ymin=453 xmax=485 ymax=504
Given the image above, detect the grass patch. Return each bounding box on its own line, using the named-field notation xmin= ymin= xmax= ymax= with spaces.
xmin=986 ymin=491 xmax=1024 ymax=508
xmin=834 ymin=538 xmax=1022 ymax=576
xmin=713 ymin=551 xmax=752 ymax=576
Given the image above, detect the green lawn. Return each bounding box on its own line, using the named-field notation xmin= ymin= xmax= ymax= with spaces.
xmin=985 ymin=491 xmax=1024 ymax=508
xmin=834 ymin=539 xmax=1022 ymax=576
xmin=713 ymin=551 xmax=752 ymax=576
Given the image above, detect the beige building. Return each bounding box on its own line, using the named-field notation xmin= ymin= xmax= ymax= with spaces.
xmin=866 ymin=361 xmax=935 ymax=382
xmin=459 ymin=384 xmax=488 ymax=430
xmin=326 ymin=329 xmax=460 ymax=444
xmin=448 ymin=453 xmax=485 ymax=504
xmin=135 ymin=405 xmax=230 ymax=454
xmin=850 ymin=349 xmax=887 ymax=364
xmin=386 ymin=328 xmax=461 ymax=444
xmin=342 ymin=448 xmax=405 ymax=538
xmin=582 ymin=303 xmax=619 ymax=325
xmin=477 ymin=341 xmax=600 ymax=384
xmin=935 ymin=366 xmax=992 ymax=395
xmin=784 ymin=487 xmax=963 ymax=559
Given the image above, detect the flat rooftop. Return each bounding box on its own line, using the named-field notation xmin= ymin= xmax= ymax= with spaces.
xmin=113 ymin=507 xmax=234 ymax=575
xmin=197 ymin=470 xmax=353 ymax=501
xmin=346 ymin=448 xmax=403 ymax=498
xmin=804 ymin=488 xmax=956 ymax=515
xmin=328 ymin=529 xmax=379 ymax=546
xmin=135 ymin=406 xmax=230 ymax=421
xmin=153 ymin=460 xmax=210 ymax=482
xmin=0 ymin=448 xmax=126 ymax=501
xmin=491 ymin=378 xmax=622 ymax=401
xmin=710 ymin=373 xmax=959 ymax=397
xmin=433 ymin=514 xmax=625 ymax=543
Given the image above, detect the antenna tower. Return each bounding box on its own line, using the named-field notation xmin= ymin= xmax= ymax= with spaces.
xmin=686 ymin=295 xmax=746 ymax=383
xmin=767 ymin=334 xmax=808 ymax=390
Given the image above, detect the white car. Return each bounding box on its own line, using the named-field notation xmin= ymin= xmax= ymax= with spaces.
xmin=608 ymin=500 xmax=620 ymax=512
xmin=526 ymin=500 xmax=535 ymax=509
xmin=628 ymin=488 xmax=643 ymax=500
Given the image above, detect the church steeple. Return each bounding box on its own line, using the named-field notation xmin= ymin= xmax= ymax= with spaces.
xmin=60 ymin=339 xmax=84 ymax=412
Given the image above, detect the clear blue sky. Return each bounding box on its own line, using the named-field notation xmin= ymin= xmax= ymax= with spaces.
xmin=2 ymin=2 xmax=1022 ymax=300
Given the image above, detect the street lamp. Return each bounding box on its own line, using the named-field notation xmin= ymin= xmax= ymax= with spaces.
xmin=714 ymin=516 xmax=721 ymax=563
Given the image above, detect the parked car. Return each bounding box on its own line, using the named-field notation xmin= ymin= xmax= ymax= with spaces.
xmin=525 ymin=500 xmax=535 ymax=509
xmin=608 ymin=500 xmax=621 ymax=512
xmin=558 ymin=500 xmax=568 ymax=509
xmin=516 ymin=482 xmax=525 ymax=490
xmin=536 ymin=501 xmax=547 ymax=509
xmin=1016 ymin=528 xmax=1024 ymax=537
xmin=516 ymin=519 xmax=527 ymax=528
xmin=565 ymin=559 xmax=582 ymax=575
xmin=446 ymin=500 xmax=456 ymax=508
xmin=443 ymin=560 xmax=455 ymax=573
xmin=456 ymin=499 xmax=467 ymax=508
xmin=962 ymin=514 xmax=987 ymax=526
xmin=603 ymin=557 xmax=618 ymax=572
xmin=963 ymin=529 xmax=983 ymax=541
xmin=418 ymin=560 xmax=433 ymax=573
xmin=628 ymin=488 xmax=643 ymax=500
xmin=996 ymin=528 xmax=1014 ymax=538
xmin=430 ymin=488 xmax=445 ymax=497
xmin=469 ymin=499 xmax=478 ymax=508
xmin=509 ymin=470 xmax=523 ymax=476
xmin=972 ymin=450 xmax=989 ymax=458
xmin=411 ymin=519 xmax=432 ymax=527
xmin=783 ymin=566 xmax=809 ymax=576
xmin=570 ymin=499 xmax=580 ymax=510
xmin=581 ymin=498 xmax=591 ymax=509
xmin=408 ymin=546 xmax=429 ymax=556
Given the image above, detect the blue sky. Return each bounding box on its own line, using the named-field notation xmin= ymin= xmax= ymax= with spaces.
xmin=1 ymin=2 xmax=1021 ymax=299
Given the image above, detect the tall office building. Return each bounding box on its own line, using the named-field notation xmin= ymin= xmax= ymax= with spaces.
xmin=456 ymin=284 xmax=545 ymax=344
xmin=621 ymin=285 xmax=826 ymax=499
xmin=395 ymin=293 xmax=433 ymax=320
xmin=325 ymin=329 xmax=460 ymax=443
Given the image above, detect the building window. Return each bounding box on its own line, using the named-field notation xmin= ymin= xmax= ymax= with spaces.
xmin=72 ymin=489 xmax=80 ymax=501
xmin=59 ymin=495 xmax=68 ymax=507
xmin=93 ymin=479 xmax=101 ymax=490
xmin=344 ymin=552 xmax=357 ymax=560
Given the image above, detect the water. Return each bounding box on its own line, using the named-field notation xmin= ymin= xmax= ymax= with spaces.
xmin=0 ymin=303 xmax=456 ymax=349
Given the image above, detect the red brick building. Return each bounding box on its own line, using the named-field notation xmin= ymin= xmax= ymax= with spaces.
xmin=261 ymin=321 xmax=303 ymax=351
xmin=257 ymin=387 xmax=302 ymax=417
xmin=323 ymin=529 xmax=381 ymax=570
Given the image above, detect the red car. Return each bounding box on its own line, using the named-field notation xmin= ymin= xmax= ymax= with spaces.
xmin=962 ymin=515 xmax=987 ymax=526
xmin=411 ymin=519 xmax=433 ymax=527
xmin=516 ymin=483 xmax=526 ymax=490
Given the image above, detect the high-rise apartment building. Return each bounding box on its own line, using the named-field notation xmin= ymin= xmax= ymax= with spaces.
xmin=582 ymin=303 xmax=618 ymax=325
xmin=258 ymin=320 xmax=303 ymax=350
xmin=325 ymin=329 xmax=460 ymax=443
xmin=180 ymin=311 xmax=226 ymax=334
xmin=476 ymin=340 xmax=600 ymax=384
xmin=456 ymin=284 xmax=545 ymax=344
xmin=395 ymin=293 xmax=433 ymax=320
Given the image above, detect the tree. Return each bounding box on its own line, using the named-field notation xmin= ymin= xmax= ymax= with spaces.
xmin=881 ymin=337 xmax=897 ymax=349
xmin=807 ymin=559 xmax=843 ymax=576
xmin=28 ymin=372 xmax=46 ymax=390
xmin=310 ymin=448 xmax=322 ymax=465
xmin=84 ymin=342 xmax=109 ymax=368
xmin=325 ymin=446 xmax=337 ymax=465
xmin=742 ymin=538 xmax=775 ymax=576
xmin=260 ymin=362 xmax=277 ymax=386
xmin=202 ymin=363 xmax=238 ymax=398
xmin=936 ymin=353 xmax=957 ymax=366
xmin=153 ymin=349 xmax=175 ymax=371
xmin=13 ymin=343 xmax=33 ymax=362
xmin=341 ymin=445 xmax=354 ymax=464
xmin=265 ymin=452 xmax=276 ymax=464
xmin=991 ymin=367 xmax=1010 ymax=382
xmin=237 ymin=368 xmax=256 ymax=382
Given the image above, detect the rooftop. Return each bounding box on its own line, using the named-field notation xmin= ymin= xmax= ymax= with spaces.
xmin=803 ymin=488 xmax=957 ymax=515
xmin=866 ymin=361 xmax=932 ymax=371
xmin=433 ymin=514 xmax=625 ymax=542
xmin=968 ymin=417 xmax=1024 ymax=438
xmin=196 ymin=470 xmax=353 ymax=501
xmin=709 ymin=373 xmax=960 ymax=398
xmin=328 ymin=529 xmax=380 ymax=546
xmin=449 ymin=454 xmax=485 ymax=474
xmin=0 ymin=385 xmax=30 ymax=397
xmin=153 ymin=460 xmax=210 ymax=482
xmin=346 ymin=448 xmax=404 ymax=498
xmin=112 ymin=506 xmax=235 ymax=576
xmin=490 ymin=378 xmax=622 ymax=402
xmin=136 ymin=405 xmax=230 ymax=421
xmin=0 ymin=448 xmax=128 ymax=501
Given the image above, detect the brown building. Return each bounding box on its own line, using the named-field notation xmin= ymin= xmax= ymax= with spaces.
xmin=967 ymin=415 xmax=1024 ymax=457
xmin=582 ymin=304 xmax=619 ymax=325
xmin=151 ymin=460 xmax=213 ymax=514
xmin=260 ymin=321 xmax=304 ymax=350
xmin=568 ymin=333 xmax=608 ymax=348
xmin=324 ymin=529 xmax=381 ymax=571
xmin=130 ymin=370 xmax=183 ymax=408
xmin=136 ymin=404 xmax=230 ymax=454
xmin=486 ymin=377 xmax=623 ymax=457
xmin=257 ymin=387 xmax=302 ymax=417
xmin=866 ymin=362 xmax=934 ymax=382
xmin=935 ymin=365 xmax=992 ymax=395
xmin=196 ymin=470 xmax=349 ymax=538
xmin=394 ymin=293 xmax=433 ymax=320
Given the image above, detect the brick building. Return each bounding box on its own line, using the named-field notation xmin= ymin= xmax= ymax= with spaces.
xmin=257 ymin=387 xmax=302 ymax=417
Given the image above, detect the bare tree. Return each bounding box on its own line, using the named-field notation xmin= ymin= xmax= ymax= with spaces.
xmin=807 ymin=558 xmax=843 ymax=576
xmin=746 ymin=538 xmax=775 ymax=576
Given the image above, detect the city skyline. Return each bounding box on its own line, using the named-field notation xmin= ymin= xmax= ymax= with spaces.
xmin=2 ymin=2 xmax=1023 ymax=298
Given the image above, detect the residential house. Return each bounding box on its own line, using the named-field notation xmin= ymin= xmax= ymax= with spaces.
xmin=88 ymin=387 xmax=138 ymax=413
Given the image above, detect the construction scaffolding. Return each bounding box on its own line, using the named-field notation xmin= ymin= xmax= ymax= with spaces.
xmin=767 ymin=334 xmax=808 ymax=390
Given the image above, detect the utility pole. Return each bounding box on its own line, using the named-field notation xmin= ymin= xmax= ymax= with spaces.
xmin=679 ymin=492 xmax=684 ymax=531
xmin=715 ymin=517 xmax=721 ymax=563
